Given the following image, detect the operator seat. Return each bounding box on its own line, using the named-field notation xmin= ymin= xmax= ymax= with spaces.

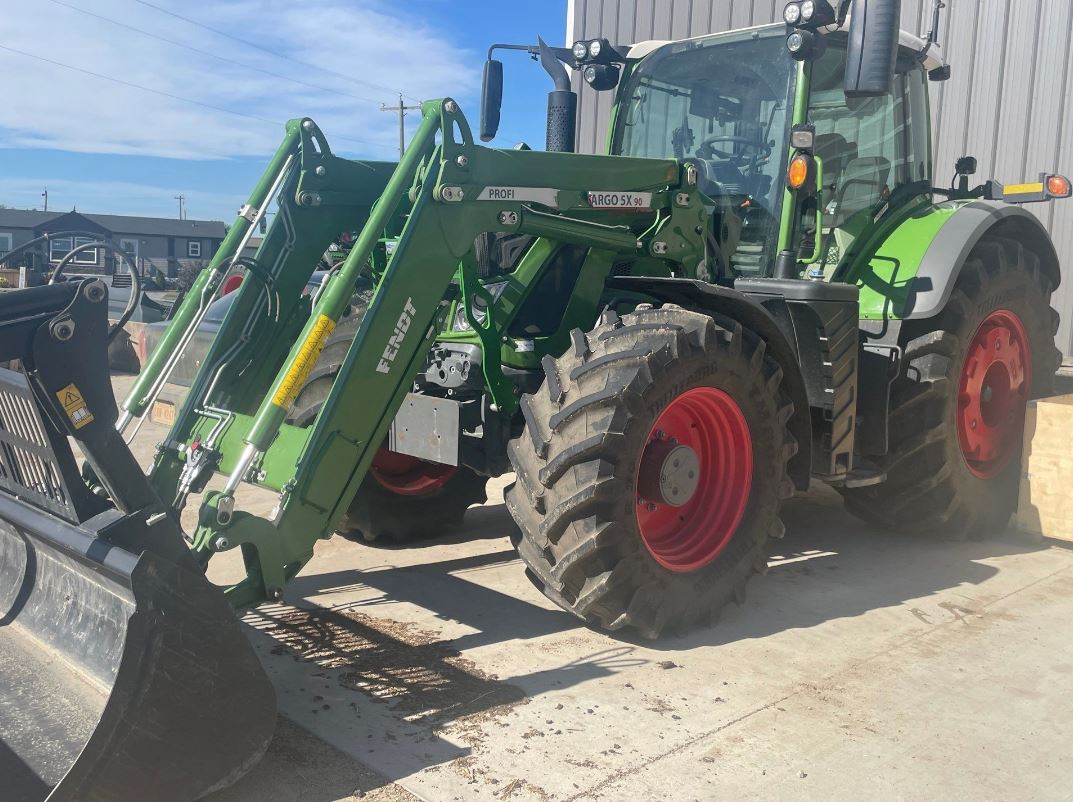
xmin=813 ymin=133 xmax=856 ymax=196
xmin=692 ymin=157 xmax=750 ymax=199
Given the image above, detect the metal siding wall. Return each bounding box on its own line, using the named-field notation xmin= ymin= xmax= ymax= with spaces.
xmin=570 ymin=0 xmax=1073 ymax=354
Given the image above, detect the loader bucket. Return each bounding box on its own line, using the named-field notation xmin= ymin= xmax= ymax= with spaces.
xmin=0 ymin=282 xmax=276 ymax=801
xmin=0 ymin=508 xmax=277 ymax=801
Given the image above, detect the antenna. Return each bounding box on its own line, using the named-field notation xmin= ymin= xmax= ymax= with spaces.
xmin=920 ymin=0 xmax=946 ymax=59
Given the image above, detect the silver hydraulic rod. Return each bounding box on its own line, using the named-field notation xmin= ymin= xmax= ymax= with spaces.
xmin=116 ymin=154 xmax=295 ymax=437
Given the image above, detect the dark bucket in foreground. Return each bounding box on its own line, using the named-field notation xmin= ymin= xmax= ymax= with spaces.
xmin=0 ymin=281 xmax=276 ymax=801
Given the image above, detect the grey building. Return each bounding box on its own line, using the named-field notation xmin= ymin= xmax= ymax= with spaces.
xmin=566 ymin=0 xmax=1073 ymax=356
xmin=0 ymin=208 xmax=226 ymax=281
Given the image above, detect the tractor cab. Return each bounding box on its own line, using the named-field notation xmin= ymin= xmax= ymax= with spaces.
xmin=607 ymin=21 xmax=944 ymax=283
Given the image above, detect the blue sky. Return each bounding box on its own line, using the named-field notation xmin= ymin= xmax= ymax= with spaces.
xmin=0 ymin=0 xmax=568 ymax=222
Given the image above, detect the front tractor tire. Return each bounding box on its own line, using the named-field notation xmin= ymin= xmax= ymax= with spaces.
xmin=506 ymin=306 xmax=796 ymax=639
xmin=842 ymin=235 xmax=1061 ymax=537
xmin=288 ymin=305 xmax=487 ymax=544
xmin=340 ymin=451 xmax=488 ymax=544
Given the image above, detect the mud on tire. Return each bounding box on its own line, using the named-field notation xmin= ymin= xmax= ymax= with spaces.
xmin=506 ymin=305 xmax=797 ymax=639
xmin=841 ymin=235 xmax=1060 ymax=537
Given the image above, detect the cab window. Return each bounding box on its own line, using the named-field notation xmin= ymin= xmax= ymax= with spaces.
xmin=804 ymin=38 xmax=931 ymax=271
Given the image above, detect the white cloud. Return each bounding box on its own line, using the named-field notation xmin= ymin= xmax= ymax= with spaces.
xmin=0 ymin=0 xmax=481 ymax=160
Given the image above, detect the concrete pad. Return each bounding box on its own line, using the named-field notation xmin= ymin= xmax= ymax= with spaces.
xmin=109 ymin=374 xmax=1073 ymax=801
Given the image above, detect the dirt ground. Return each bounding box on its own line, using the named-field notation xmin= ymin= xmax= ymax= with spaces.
xmin=113 ymin=373 xmax=1073 ymax=801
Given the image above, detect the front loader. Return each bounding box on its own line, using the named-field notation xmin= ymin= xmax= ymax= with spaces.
xmin=1 ymin=0 xmax=1069 ymax=798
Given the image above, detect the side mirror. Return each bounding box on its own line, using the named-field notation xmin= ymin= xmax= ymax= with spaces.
xmin=844 ymin=0 xmax=902 ymax=98
xmin=480 ymin=59 xmax=504 ymax=142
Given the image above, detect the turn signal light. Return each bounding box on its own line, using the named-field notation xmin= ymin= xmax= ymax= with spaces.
xmin=787 ymin=154 xmax=813 ymax=190
xmin=1047 ymin=174 xmax=1072 ymax=198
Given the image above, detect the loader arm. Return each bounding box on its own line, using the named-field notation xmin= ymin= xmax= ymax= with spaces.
xmin=130 ymin=98 xmax=705 ymax=608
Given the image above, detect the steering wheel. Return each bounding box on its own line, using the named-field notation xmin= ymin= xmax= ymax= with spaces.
xmin=696 ymin=135 xmax=772 ymax=163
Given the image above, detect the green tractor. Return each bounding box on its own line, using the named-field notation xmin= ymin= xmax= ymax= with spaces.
xmin=1 ymin=0 xmax=1068 ymax=798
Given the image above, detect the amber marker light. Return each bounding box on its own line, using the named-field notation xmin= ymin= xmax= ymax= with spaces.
xmin=1046 ymin=174 xmax=1071 ymax=198
xmin=787 ymin=154 xmax=813 ymax=190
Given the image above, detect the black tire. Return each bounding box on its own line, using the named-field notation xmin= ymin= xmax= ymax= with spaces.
xmin=287 ymin=293 xmax=488 ymax=544
xmin=506 ymin=305 xmax=797 ymax=638
xmin=340 ymin=464 xmax=488 ymax=544
xmin=842 ymin=235 xmax=1060 ymax=537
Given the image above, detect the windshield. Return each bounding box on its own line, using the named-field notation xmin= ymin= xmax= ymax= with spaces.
xmin=613 ymin=27 xmax=796 ymax=278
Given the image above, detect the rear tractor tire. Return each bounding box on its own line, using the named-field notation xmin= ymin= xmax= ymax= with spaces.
xmin=841 ymin=235 xmax=1060 ymax=537
xmin=287 ymin=300 xmax=488 ymax=544
xmin=506 ymin=305 xmax=797 ymax=638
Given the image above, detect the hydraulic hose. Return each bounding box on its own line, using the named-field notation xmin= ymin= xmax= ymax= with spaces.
xmin=50 ymin=240 xmax=143 ymax=342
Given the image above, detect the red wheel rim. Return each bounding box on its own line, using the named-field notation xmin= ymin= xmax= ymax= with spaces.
xmin=957 ymin=309 xmax=1032 ymax=479
xmin=370 ymin=449 xmax=457 ymax=496
xmin=635 ymin=387 xmax=753 ymax=573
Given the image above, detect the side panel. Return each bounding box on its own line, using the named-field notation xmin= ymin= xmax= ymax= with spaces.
xmin=846 ymin=200 xmax=960 ymax=321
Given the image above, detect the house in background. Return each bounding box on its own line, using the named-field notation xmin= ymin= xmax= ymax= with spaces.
xmin=0 ymin=208 xmax=226 ymax=283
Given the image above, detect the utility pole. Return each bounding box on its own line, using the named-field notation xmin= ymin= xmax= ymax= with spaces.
xmin=174 ymin=194 xmax=186 ymax=220
xmin=380 ymin=93 xmax=421 ymax=159
xmin=41 ymin=188 xmax=47 ymax=212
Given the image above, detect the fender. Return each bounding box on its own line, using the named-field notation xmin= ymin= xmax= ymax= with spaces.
xmin=903 ymin=200 xmax=1060 ymax=319
xmin=606 ymin=276 xmax=813 ymax=491
xmin=852 ymin=199 xmax=1061 ymax=322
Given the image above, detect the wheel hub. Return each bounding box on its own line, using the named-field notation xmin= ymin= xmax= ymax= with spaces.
xmin=957 ymin=309 xmax=1031 ymax=479
xmin=638 ymin=441 xmax=701 ymax=506
xmin=635 ymin=387 xmax=752 ymax=573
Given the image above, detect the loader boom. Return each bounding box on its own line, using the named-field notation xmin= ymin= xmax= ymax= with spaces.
xmin=126 ymin=98 xmax=707 ymax=607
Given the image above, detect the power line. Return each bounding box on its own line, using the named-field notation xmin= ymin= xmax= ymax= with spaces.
xmin=0 ymin=43 xmax=377 ymax=149
xmin=45 ymin=0 xmax=381 ymax=105
xmin=132 ymin=0 xmax=423 ymax=104
xmin=380 ymin=94 xmax=423 ymax=159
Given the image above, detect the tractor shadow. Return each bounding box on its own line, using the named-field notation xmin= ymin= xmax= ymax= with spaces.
xmin=231 ymin=589 xmax=644 ymax=795
xmin=290 ymin=484 xmax=1045 ymax=657
xmin=658 ymin=485 xmax=1046 ymax=651
xmin=255 ymin=485 xmax=1045 ymax=791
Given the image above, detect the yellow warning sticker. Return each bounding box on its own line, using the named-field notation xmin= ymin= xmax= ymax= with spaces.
xmin=56 ymin=382 xmax=95 ymax=429
xmin=272 ymin=314 xmax=336 ymax=410
xmin=1004 ymin=182 xmax=1044 ymax=196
